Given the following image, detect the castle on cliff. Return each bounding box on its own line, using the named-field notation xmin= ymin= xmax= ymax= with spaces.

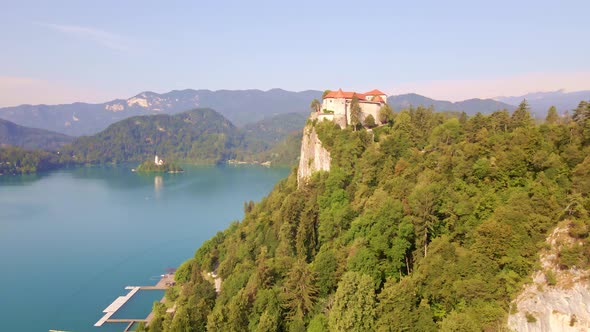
xmin=316 ymin=89 xmax=388 ymax=127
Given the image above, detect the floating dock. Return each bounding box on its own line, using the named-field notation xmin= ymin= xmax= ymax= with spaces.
xmin=94 ymin=274 xmax=174 ymax=328
xmin=94 ymin=286 xmax=140 ymax=326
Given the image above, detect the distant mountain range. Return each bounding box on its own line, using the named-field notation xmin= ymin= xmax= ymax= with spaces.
xmin=387 ymin=93 xmax=515 ymax=115
xmin=495 ymin=90 xmax=590 ymax=116
xmin=0 ymin=89 xmax=321 ymax=136
xmin=0 ymin=118 xmax=73 ymax=150
xmin=1 ymin=88 xmax=588 ymax=137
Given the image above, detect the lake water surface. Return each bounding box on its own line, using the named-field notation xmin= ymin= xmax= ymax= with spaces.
xmin=0 ymin=165 xmax=289 ymax=331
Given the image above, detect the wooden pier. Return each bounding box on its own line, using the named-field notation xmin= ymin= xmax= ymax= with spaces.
xmin=94 ymin=274 xmax=174 ymax=328
xmin=106 ymin=318 xmax=147 ymax=323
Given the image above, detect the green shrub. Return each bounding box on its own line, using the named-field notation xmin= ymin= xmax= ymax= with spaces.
xmin=568 ymin=219 xmax=589 ymax=239
xmin=545 ymin=270 xmax=557 ymax=286
xmin=526 ymin=312 xmax=537 ymax=323
xmin=364 ymin=114 xmax=376 ymax=128
xmin=559 ymin=244 xmax=583 ymax=269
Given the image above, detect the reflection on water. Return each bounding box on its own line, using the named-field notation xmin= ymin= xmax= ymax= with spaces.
xmin=154 ymin=176 xmax=163 ymax=198
xmin=0 ymin=172 xmax=46 ymax=186
xmin=0 ymin=164 xmax=290 ymax=331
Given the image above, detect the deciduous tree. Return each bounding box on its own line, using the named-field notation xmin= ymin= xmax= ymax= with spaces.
xmin=329 ymin=272 xmax=376 ymax=332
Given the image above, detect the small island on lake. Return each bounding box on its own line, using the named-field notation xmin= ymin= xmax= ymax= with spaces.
xmin=135 ymin=155 xmax=184 ymax=173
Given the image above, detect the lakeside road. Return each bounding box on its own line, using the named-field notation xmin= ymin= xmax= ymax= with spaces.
xmin=143 ymin=273 xmax=176 ymax=326
xmin=141 ymin=273 xmax=175 ymax=290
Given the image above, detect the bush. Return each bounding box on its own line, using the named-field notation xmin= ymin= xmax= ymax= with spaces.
xmin=364 ymin=114 xmax=376 ymax=128
xmin=545 ymin=270 xmax=557 ymax=286
xmin=568 ymin=219 xmax=589 ymax=239
xmin=559 ymin=244 xmax=584 ymax=269
xmin=526 ymin=312 xmax=537 ymax=323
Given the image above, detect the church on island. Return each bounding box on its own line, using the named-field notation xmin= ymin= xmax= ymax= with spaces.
xmin=315 ymin=89 xmax=388 ymax=128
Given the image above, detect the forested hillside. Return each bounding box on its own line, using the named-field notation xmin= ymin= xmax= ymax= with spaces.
xmin=243 ymin=112 xmax=308 ymax=144
xmin=0 ymin=118 xmax=73 ymax=150
xmin=0 ymin=146 xmax=71 ymax=175
xmin=143 ymin=100 xmax=590 ymax=331
xmin=64 ymin=108 xmax=264 ymax=164
xmin=238 ymin=112 xmax=306 ymax=165
xmin=251 ymin=131 xmax=303 ymax=166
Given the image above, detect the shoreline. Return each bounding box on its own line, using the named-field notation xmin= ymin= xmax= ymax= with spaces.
xmin=94 ymin=273 xmax=175 ymax=329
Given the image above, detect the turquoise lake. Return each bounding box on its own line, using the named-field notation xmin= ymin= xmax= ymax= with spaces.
xmin=0 ymin=164 xmax=289 ymax=331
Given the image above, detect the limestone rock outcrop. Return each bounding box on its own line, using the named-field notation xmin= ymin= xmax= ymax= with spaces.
xmin=509 ymin=224 xmax=590 ymax=332
xmin=297 ymin=125 xmax=331 ymax=186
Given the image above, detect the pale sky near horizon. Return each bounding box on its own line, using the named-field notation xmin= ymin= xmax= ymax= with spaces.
xmin=1 ymin=0 xmax=589 ymax=106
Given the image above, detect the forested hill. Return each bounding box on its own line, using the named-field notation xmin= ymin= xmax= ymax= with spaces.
xmin=143 ymin=101 xmax=590 ymax=331
xmin=64 ymin=108 xmax=259 ymax=164
xmin=243 ymin=112 xmax=308 ymax=144
xmin=0 ymin=118 xmax=73 ymax=150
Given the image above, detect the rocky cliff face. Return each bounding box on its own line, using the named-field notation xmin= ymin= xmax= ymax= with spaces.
xmin=297 ymin=124 xmax=331 ymax=186
xmin=509 ymin=224 xmax=590 ymax=332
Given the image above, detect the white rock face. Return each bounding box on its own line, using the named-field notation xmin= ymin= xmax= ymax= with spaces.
xmin=509 ymin=225 xmax=590 ymax=332
xmin=126 ymin=97 xmax=148 ymax=108
xmin=509 ymin=279 xmax=590 ymax=331
xmin=297 ymin=125 xmax=331 ymax=186
xmin=105 ymin=103 xmax=125 ymax=112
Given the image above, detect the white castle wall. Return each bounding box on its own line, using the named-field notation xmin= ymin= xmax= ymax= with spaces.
xmin=359 ymin=102 xmax=382 ymax=124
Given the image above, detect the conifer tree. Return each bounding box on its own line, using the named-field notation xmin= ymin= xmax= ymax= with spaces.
xmin=350 ymin=95 xmax=362 ymax=130
xmin=510 ymin=99 xmax=533 ymax=129
xmin=573 ymin=101 xmax=589 ymax=124
xmin=283 ymin=259 xmax=318 ymax=320
xmin=545 ymin=106 xmax=559 ymax=125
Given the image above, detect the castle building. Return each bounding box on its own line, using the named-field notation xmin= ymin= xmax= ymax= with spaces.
xmin=318 ymin=89 xmax=387 ymax=127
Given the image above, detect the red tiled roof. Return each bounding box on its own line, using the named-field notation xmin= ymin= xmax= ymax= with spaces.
xmin=333 ymin=89 xmax=345 ymax=98
xmin=372 ymin=95 xmax=384 ymax=102
xmin=364 ymin=89 xmax=386 ymax=96
xmin=324 ymin=88 xmax=385 ymax=100
xmin=324 ymin=89 xmax=367 ymax=100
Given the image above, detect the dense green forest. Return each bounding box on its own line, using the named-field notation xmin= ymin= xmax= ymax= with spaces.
xmin=141 ymin=100 xmax=590 ymax=331
xmin=0 ymin=146 xmax=72 ymax=175
xmin=240 ymin=112 xmax=307 ymax=165
xmin=243 ymin=112 xmax=307 ymax=144
xmin=62 ymin=108 xmax=300 ymax=166
xmin=0 ymin=118 xmax=74 ymax=151
xmin=63 ymin=108 xmax=266 ymax=164
xmin=1 ymin=108 xmax=303 ymax=175
xmin=250 ymin=132 xmax=303 ymax=166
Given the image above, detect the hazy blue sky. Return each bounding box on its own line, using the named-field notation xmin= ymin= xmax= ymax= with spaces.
xmin=1 ymin=0 xmax=589 ymax=106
